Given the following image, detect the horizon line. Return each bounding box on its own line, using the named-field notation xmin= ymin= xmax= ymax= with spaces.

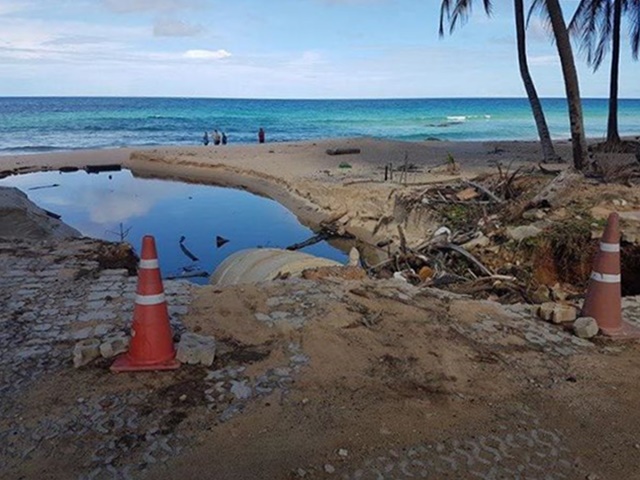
xmin=1 ymin=95 xmax=639 ymax=101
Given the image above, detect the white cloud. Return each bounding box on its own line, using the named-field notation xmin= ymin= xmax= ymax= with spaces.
xmin=183 ymin=49 xmax=231 ymax=60
xmin=529 ymin=54 xmax=559 ymax=66
xmin=154 ymin=18 xmax=203 ymax=37
xmin=102 ymin=0 xmax=201 ymax=14
xmin=0 ymin=0 xmax=32 ymax=15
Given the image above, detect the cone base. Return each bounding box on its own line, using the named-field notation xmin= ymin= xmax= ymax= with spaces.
xmin=600 ymin=321 xmax=640 ymax=340
xmin=110 ymin=353 xmax=180 ymax=373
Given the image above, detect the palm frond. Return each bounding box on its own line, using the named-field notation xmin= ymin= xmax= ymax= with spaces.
xmin=439 ymin=0 xmax=493 ymax=36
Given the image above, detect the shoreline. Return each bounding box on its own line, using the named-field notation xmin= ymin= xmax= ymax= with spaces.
xmin=0 ymin=137 xmax=575 ymax=249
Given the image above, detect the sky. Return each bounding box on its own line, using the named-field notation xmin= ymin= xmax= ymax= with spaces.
xmin=0 ymin=0 xmax=639 ymax=98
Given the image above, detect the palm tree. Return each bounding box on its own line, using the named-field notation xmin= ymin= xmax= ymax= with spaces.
xmin=439 ymin=0 xmax=561 ymax=163
xmin=531 ymin=0 xmax=589 ymax=170
xmin=570 ymin=0 xmax=640 ymax=146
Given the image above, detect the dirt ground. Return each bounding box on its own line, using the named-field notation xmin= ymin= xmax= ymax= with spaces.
xmin=3 ymin=139 xmax=640 ymax=479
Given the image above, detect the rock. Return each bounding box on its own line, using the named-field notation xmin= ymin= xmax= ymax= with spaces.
xmin=574 ymin=317 xmax=599 ymax=339
xmin=230 ymin=380 xmax=252 ymax=400
xmin=348 ymin=247 xmax=360 ymax=267
xmin=461 ymin=232 xmax=490 ymax=250
xmin=338 ymin=449 xmax=348 ymax=457
xmin=455 ymin=187 xmax=479 ymax=201
xmin=538 ymin=303 xmax=577 ymax=323
xmin=550 ymin=283 xmax=568 ymax=302
xmin=99 ymin=332 xmax=129 ymax=358
xmin=71 ymin=326 xmax=94 ymax=340
xmin=94 ymin=323 xmax=113 ymax=338
xmin=530 ymin=285 xmax=550 ymax=303
xmin=537 ymin=303 xmax=556 ymax=321
xmin=551 ymin=304 xmax=578 ymax=324
xmin=522 ymin=209 xmax=546 ymax=221
xmin=176 ymin=332 xmax=216 ymax=366
xmin=507 ymin=225 xmax=543 ymax=242
xmin=73 ymin=339 xmax=101 ymax=368
xmin=612 ymin=199 xmax=627 ymax=207
xmin=324 ymin=464 xmax=335 ymax=474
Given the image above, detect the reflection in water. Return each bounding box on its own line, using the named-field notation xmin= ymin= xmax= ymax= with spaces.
xmin=0 ymin=169 xmax=348 ymax=284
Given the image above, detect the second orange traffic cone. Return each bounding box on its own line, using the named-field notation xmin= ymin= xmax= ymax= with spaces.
xmin=111 ymin=235 xmax=180 ymax=372
xmin=581 ymin=212 xmax=640 ymax=339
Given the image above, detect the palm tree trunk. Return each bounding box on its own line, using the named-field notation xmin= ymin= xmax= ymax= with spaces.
xmin=545 ymin=0 xmax=588 ymax=170
xmin=607 ymin=0 xmax=622 ymax=144
xmin=514 ymin=0 xmax=559 ymax=163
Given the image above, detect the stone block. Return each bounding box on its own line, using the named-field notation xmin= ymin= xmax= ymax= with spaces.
xmin=73 ymin=339 xmax=101 ymax=368
xmin=537 ymin=303 xmax=556 ymax=321
xmin=99 ymin=332 xmax=129 ymax=358
xmin=176 ymin=332 xmax=216 ymax=366
xmin=551 ymin=304 xmax=578 ymax=324
xmin=574 ymin=317 xmax=599 ymax=339
xmin=538 ymin=303 xmax=577 ymax=323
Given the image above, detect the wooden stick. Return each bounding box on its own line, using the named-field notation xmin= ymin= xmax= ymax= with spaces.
xmin=434 ymin=242 xmax=493 ymax=276
xmin=463 ymin=180 xmax=503 ymax=203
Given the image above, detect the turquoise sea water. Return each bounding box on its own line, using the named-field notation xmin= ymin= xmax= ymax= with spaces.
xmin=1 ymin=97 xmax=639 ymax=154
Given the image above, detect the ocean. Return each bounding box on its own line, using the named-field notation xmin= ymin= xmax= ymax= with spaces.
xmin=1 ymin=97 xmax=639 ymax=155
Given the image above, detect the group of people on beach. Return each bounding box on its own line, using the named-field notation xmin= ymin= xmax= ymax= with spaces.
xmin=203 ymin=129 xmax=227 ymax=146
xmin=202 ymin=127 xmax=266 ymax=146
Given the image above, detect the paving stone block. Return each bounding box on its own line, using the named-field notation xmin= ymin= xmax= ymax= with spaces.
xmin=99 ymin=333 xmax=129 ymax=358
xmin=73 ymin=339 xmax=101 ymax=368
xmin=574 ymin=317 xmax=599 ymax=339
xmin=551 ymin=305 xmax=578 ymax=324
xmin=176 ymin=332 xmax=216 ymax=366
xmin=538 ymin=303 xmax=577 ymax=324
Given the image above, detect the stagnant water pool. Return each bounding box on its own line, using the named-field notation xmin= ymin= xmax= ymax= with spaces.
xmin=0 ymin=169 xmax=348 ymax=284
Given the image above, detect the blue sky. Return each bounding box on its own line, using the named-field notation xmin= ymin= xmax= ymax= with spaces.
xmin=0 ymin=0 xmax=638 ymax=98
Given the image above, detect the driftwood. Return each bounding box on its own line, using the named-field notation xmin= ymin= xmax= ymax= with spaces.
xmin=85 ymin=164 xmax=122 ymax=174
xmin=286 ymin=232 xmax=331 ymax=251
xmin=463 ymin=180 xmax=503 ymax=204
xmin=165 ymin=270 xmax=209 ymax=280
xmin=528 ymin=169 xmax=581 ymax=209
xmin=28 ymin=184 xmax=59 ymax=191
xmin=179 ymin=236 xmax=199 ymax=262
xmin=326 ymin=148 xmax=361 ymax=156
xmin=434 ymin=242 xmax=493 ymax=276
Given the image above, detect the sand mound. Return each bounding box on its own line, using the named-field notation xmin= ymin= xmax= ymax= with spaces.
xmin=0 ymin=186 xmax=80 ymax=240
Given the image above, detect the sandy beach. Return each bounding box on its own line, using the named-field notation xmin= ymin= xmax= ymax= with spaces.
xmin=1 ymin=137 xmax=575 ymax=247
xmin=4 ymin=137 xmax=640 ymax=479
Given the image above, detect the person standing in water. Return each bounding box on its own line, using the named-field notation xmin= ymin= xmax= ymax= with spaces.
xmin=221 ymin=132 xmax=228 ymax=145
xmin=258 ymin=127 xmax=265 ymax=144
xmin=212 ymin=129 xmax=221 ymax=146
xmin=202 ymin=131 xmax=210 ymax=146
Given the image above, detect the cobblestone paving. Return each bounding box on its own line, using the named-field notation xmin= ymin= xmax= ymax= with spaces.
xmin=332 ymin=410 xmax=577 ymax=479
xmin=0 ymin=239 xmax=312 ymax=479
xmin=3 ymin=238 xmax=640 ymax=478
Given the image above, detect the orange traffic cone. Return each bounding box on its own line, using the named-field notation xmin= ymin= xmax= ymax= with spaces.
xmin=111 ymin=235 xmax=180 ymax=372
xmin=582 ymin=212 xmax=640 ymax=339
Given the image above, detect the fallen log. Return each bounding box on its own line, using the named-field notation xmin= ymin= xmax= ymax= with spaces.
xmin=463 ymin=180 xmax=503 ymax=204
xmin=326 ymin=148 xmax=361 ymax=156
xmin=286 ymin=232 xmax=331 ymax=251
xmin=85 ymin=164 xmax=122 ymax=174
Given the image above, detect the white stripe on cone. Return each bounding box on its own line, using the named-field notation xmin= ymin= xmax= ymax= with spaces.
xmin=590 ymin=271 xmax=621 ymax=284
xmin=599 ymin=242 xmax=620 ymax=253
xmin=135 ymin=293 xmax=166 ymax=305
xmin=139 ymin=259 xmax=160 ymax=269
